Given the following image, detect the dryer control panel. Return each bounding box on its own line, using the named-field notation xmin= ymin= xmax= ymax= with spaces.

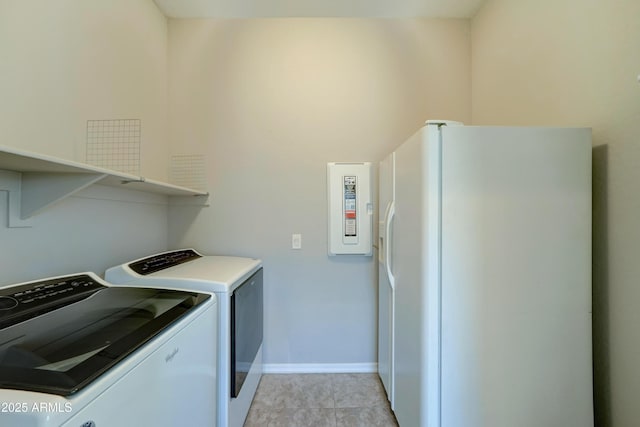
xmin=129 ymin=249 xmax=202 ymax=275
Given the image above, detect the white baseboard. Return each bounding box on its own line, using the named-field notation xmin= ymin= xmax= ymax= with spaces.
xmin=262 ymin=363 xmax=378 ymax=374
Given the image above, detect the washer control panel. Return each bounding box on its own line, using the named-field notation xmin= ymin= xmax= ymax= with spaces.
xmin=0 ymin=274 xmax=104 ymax=329
xmin=129 ymin=249 xmax=202 ymax=275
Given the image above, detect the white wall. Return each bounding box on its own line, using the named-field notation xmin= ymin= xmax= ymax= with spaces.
xmin=0 ymin=0 xmax=172 ymax=285
xmin=2 ymin=3 xmax=630 ymax=420
xmin=0 ymin=186 xmax=170 ymax=286
xmin=471 ymin=1 xmax=640 ymax=426
xmin=167 ymin=18 xmax=471 ymax=367
xmin=0 ymin=0 xmax=170 ymax=180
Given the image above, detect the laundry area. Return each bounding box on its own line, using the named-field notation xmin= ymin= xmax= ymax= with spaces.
xmin=1 ymin=1 xmax=639 ymax=426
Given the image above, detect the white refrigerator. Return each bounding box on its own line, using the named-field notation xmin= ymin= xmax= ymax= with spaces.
xmin=378 ymin=121 xmax=593 ymax=427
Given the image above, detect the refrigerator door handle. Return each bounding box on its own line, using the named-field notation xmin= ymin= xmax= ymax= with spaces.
xmin=385 ymin=201 xmax=396 ymax=289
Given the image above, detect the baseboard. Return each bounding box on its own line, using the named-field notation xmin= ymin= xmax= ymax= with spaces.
xmin=262 ymin=363 xmax=378 ymax=374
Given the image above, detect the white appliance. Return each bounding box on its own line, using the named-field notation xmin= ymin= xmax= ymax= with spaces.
xmin=378 ymin=121 xmax=593 ymax=427
xmin=377 ymin=150 xmax=395 ymax=408
xmin=0 ymin=272 xmax=217 ymax=426
xmin=106 ymin=249 xmax=263 ymax=427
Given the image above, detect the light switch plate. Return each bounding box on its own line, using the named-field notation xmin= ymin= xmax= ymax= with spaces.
xmin=292 ymin=233 xmax=302 ymax=249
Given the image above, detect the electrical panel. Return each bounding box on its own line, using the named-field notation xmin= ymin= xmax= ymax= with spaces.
xmin=327 ymin=162 xmax=372 ymax=256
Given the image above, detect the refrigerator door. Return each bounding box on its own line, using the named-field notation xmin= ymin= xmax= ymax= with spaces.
xmin=377 ymin=152 xmax=395 ymax=406
xmin=439 ymin=126 xmax=593 ymax=427
xmin=392 ymin=124 xmax=443 ymax=427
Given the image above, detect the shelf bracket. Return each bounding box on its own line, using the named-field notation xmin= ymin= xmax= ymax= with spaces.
xmin=168 ymin=194 xmax=210 ymax=207
xmin=0 ymin=170 xmax=31 ymax=228
xmin=20 ymin=172 xmax=107 ymax=219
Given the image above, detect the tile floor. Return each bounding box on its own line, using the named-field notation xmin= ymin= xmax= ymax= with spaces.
xmin=244 ymin=373 xmax=399 ymax=427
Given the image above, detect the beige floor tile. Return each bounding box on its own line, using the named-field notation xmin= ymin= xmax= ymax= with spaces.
xmin=245 ymin=408 xmax=337 ymax=427
xmin=250 ymin=374 xmax=334 ymax=409
xmin=331 ymin=373 xmax=388 ymax=408
xmin=336 ymin=407 xmax=399 ymax=427
xmin=245 ymin=373 xmax=397 ymax=427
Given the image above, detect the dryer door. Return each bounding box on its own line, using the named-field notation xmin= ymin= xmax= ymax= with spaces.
xmin=230 ymin=268 xmax=263 ymax=397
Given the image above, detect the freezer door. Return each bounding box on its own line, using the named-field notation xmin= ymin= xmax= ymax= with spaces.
xmin=377 ymin=152 xmax=395 ymax=406
xmin=439 ymin=126 xmax=593 ymax=427
xmin=392 ymin=124 xmax=442 ymax=427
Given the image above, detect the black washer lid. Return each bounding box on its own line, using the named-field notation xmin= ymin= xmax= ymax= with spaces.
xmin=0 ymin=274 xmax=209 ymax=396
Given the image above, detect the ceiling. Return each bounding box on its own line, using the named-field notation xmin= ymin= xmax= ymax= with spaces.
xmin=153 ymin=0 xmax=486 ymax=19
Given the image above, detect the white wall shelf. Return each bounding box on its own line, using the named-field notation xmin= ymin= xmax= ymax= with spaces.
xmin=0 ymin=145 xmax=209 ymax=227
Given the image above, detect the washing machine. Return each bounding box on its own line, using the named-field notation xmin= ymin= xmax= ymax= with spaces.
xmin=105 ymin=248 xmax=263 ymax=427
xmin=0 ymin=271 xmax=217 ymax=426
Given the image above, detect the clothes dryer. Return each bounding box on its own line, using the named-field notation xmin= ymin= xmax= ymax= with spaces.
xmin=106 ymin=248 xmax=262 ymax=427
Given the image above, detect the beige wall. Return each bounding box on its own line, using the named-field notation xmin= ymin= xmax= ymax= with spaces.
xmin=0 ymin=0 xmax=170 ymax=180
xmin=6 ymin=1 xmax=628 ymax=419
xmin=168 ymin=18 xmax=471 ymax=366
xmin=471 ymin=1 xmax=640 ymax=426
xmin=0 ymin=1 xmax=172 ymax=285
